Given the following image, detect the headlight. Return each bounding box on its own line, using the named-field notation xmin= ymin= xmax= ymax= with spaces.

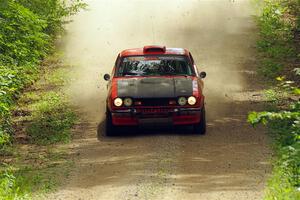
xmin=124 ymin=98 xmax=133 ymax=107
xmin=114 ymin=98 xmax=123 ymax=107
xmin=188 ymin=96 xmax=197 ymax=105
xmin=178 ymin=97 xmax=187 ymax=106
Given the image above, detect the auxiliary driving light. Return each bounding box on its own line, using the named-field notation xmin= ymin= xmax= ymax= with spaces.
xmin=178 ymin=97 xmax=187 ymax=106
xmin=114 ymin=98 xmax=123 ymax=107
xmin=188 ymin=96 xmax=197 ymax=105
xmin=124 ymin=98 xmax=133 ymax=107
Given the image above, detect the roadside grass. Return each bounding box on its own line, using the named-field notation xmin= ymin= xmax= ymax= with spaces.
xmin=248 ymin=80 xmax=300 ymax=200
xmin=264 ymin=119 xmax=300 ymax=200
xmin=16 ymin=55 xmax=77 ymax=145
xmin=250 ymin=0 xmax=300 ymax=199
xmin=0 ymin=147 xmax=73 ymax=200
xmin=26 ymin=91 xmax=76 ymax=145
xmin=0 ymin=54 xmax=77 ymax=199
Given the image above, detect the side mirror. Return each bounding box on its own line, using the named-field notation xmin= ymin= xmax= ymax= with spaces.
xmin=199 ymin=71 xmax=206 ymax=79
xmin=104 ymin=74 xmax=111 ymax=81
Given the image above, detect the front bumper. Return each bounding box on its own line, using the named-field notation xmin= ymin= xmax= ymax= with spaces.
xmin=111 ymin=107 xmax=202 ymax=126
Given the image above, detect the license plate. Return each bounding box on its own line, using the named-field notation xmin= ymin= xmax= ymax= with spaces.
xmin=138 ymin=118 xmax=171 ymax=125
xmin=138 ymin=108 xmax=172 ymax=114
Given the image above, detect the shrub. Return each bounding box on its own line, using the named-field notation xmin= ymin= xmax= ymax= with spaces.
xmin=256 ymin=0 xmax=299 ymax=79
xmin=248 ymin=75 xmax=300 ymax=199
xmin=16 ymin=0 xmax=87 ymax=36
xmin=259 ymin=58 xmax=283 ymax=77
xmin=0 ymin=131 xmax=11 ymax=154
xmin=0 ymin=1 xmax=49 ymax=66
xmin=0 ymin=168 xmax=18 ymax=200
xmin=252 ymin=1 xmax=300 ymax=198
xmin=0 ymin=0 xmax=85 ymax=150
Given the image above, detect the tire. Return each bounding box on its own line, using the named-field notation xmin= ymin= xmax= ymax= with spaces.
xmin=104 ymin=109 xmax=116 ymax=136
xmin=193 ymin=106 xmax=206 ymax=135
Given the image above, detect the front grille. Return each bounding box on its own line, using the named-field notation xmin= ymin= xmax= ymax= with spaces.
xmin=135 ymin=98 xmax=175 ymax=106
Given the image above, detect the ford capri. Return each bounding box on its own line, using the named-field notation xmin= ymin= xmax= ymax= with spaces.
xmin=103 ymin=46 xmax=206 ymax=136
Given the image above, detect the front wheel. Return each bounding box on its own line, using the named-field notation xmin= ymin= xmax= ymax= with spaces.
xmin=104 ymin=109 xmax=117 ymax=136
xmin=193 ymin=106 xmax=206 ymax=135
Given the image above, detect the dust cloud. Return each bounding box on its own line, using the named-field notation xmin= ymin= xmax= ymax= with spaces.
xmin=63 ymin=0 xmax=256 ymax=122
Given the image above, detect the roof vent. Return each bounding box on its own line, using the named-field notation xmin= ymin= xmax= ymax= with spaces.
xmin=143 ymin=45 xmax=166 ymax=53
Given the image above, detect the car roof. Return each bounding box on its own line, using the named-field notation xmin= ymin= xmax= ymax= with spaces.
xmin=119 ymin=46 xmax=190 ymax=57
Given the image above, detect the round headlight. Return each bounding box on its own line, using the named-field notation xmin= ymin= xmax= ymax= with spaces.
xmin=114 ymin=98 xmax=123 ymax=107
xmin=124 ymin=98 xmax=133 ymax=107
xmin=188 ymin=96 xmax=197 ymax=105
xmin=178 ymin=97 xmax=187 ymax=106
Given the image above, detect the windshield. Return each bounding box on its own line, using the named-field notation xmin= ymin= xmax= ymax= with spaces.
xmin=116 ymin=55 xmax=194 ymax=77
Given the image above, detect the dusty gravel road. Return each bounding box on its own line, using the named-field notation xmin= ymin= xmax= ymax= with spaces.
xmin=48 ymin=0 xmax=271 ymax=199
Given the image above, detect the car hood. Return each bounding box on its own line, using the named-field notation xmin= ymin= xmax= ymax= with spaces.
xmin=117 ymin=77 xmax=193 ymax=98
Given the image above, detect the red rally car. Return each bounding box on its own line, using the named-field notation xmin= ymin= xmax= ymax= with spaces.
xmin=103 ymin=45 xmax=206 ymax=136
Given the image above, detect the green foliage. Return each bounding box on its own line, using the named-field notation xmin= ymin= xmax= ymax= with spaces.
xmin=256 ymin=0 xmax=299 ymax=79
xmin=248 ymin=75 xmax=300 ymax=199
xmin=259 ymin=58 xmax=283 ymax=77
xmin=16 ymin=0 xmax=87 ymax=36
xmin=0 ymin=65 xmax=77 ymax=198
xmin=0 ymin=0 xmax=44 ymax=152
xmin=294 ymin=68 xmax=300 ymax=76
xmin=0 ymin=131 xmax=11 ymax=155
xmin=0 ymin=1 xmax=49 ymax=65
xmin=258 ymin=0 xmax=293 ymax=45
xmin=26 ymin=92 xmax=77 ymax=145
xmin=0 ymin=155 xmax=72 ymax=200
xmin=253 ymin=1 xmax=300 ymax=197
xmin=0 ymin=0 xmax=83 ymax=199
xmin=0 ymin=0 xmax=85 ymax=152
xmin=263 ymin=118 xmax=300 ymax=200
xmin=0 ymin=168 xmax=20 ymax=200
xmin=265 ymin=163 xmax=300 ymax=200
xmin=0 ymin=166 xmax=32 ymax=200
